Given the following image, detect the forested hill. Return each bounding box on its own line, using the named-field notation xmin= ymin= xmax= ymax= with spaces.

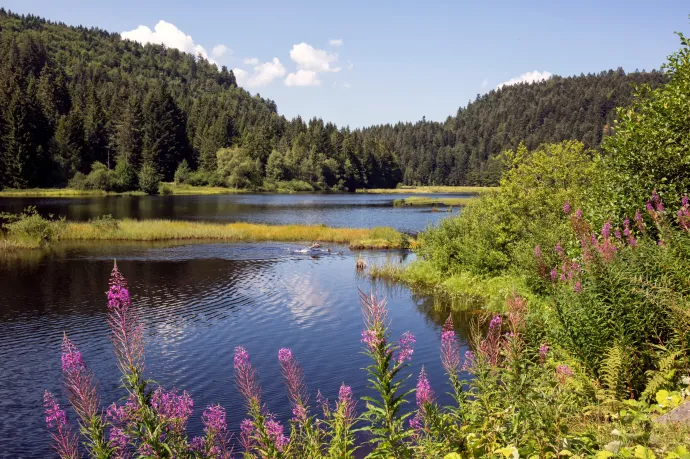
xmin=0 ymin=10 xmax=668 ymax=192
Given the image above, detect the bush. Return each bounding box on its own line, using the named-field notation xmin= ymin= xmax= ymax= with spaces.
xmin=68 ymin=162 xmax=116 ymax=191
xmin=138 ymin=163 xmax=162 ymax=195
xmin=159 ymin=183 xmax=173 ymax=195
xmin=597 ymin=32 xmax=690 ymax=219
xmin=186 ymin=169 xmax=224 ymax=187
xmin=174 ymin=159 xmax=191 ymax=185
xmin=112 ymin=159 xmax=139 ymax=192
xmin=88 ymin=214 xmax=119 ymax=232
xmin=0 ymin=206 xmax=66 ymax=247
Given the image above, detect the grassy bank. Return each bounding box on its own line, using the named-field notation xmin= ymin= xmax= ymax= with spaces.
xmin=0 ymin=215 xmax=410 ymax=250
xmin=0 ymin=188 xmax=147 ymax=197
xmin=358 ymin=185 xmax=497 ymax=194
xmin=392 ymin=196 xmax=477 ymax=207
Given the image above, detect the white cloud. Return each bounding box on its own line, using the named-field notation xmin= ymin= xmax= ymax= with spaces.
xmin=343 ymin=82 xmax=351 ymax=89
xmin=285 ymin=70 xmax=322 ymax=87
xmin=347 ymin=60 xmax=354 ymax=71
xmin=328 ymin=38 xmax=344 ymax=46
xmin=497 ymin=70 xmax=552 ymax=89
xmin=481 ymin=79 xmax=488 ymax=88
xmin=122 ymin=20 xmax=214 ymax=62
xmin=289 ymin=42 xmax=340 ymax=73
xmin=243 ymin=57 xmax=259 ymax=65
xmin=211 ymin=44 xmax=230 ymax=59
xmin=234 ymin=58 xmax=286 ymax=88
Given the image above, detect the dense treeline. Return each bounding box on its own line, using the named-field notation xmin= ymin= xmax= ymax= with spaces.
xmin=0 ymin=10 xmax=668 ymax=192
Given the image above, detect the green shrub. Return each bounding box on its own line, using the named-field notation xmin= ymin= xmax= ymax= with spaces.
xmin=88 ymin=214 xmax=119 ymax=232
xmin=112 ymin=160 xmax=139 ymax=192
xmin=159 ymin=183 xmax=173 ymax=195
xmin=174 ymin=159 xmax=191 ymax=185
xmin=597 ymin=32 xmax=690 ymax=219
xmin=138 ymin=163 xmax=162 ymax=195
xmin=0 ymin=206 xmax=66 ymax=247
xmin=68 ymin=162 xmax=116 ymax=191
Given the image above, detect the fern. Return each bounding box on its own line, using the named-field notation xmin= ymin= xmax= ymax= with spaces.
xmin=640 ymin=349 xmax=683 ymax=402
xmin=600 ymin=344 xmax=625 ymax=403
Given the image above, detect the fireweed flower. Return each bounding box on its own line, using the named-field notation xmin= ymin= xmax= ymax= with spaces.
xmin=107 ymin=262 xmax=144 ymax=374
xmin=573 ymin=281 xmax=582 ymax=293
xmin=199 ymin=404 xmax=232 ymax=457
xmin=43 ymin=391 xmax=79 ymax=459
xmin=61 ymin=334 xmax=100 ymax=422
xmin=265 ymin=418 xmax=289 ymax=452
xmin=336 ymin=383 xmax=356 ymax=422
xmin=359 ymin=289 xmax=388 ymax=330
xmin=563 ymin=201 xmax=571 ymax=215
xmin=652 ymin=191 xmax=664 ymax=212
xmin=556 ymin=364 xmax=574 ymax=384
xmin=489 ymin=315 xmax=502 ymax=330
xmin=440 ymin=315 xmax=461 ymax=375
xmin=234 ymin=346 xmax=261 ymax=404
xmin=574 ymin=208 xmax=583 ymax=219
xmin=601 ymin=221 xmax=612 ymax=239
xmin=634 ymin=210 xmax=645 ymax=232
xmin=239 ymin=418 xmax=255 ymax=452
xmin=538 ymin=343 xmax=549 ymax=363
xmin=461 ymin=350 xmax=476 ymax=371
xmin=550 ymin=267 xmax=558 ymax=282
xmin=555 ymin=242 xmax=564 ymax=256
xmin=278 ymin=348 xmax=309 ymax=422
xmin=614 ymin=228 xmax=622 ymax=240
xmin=396 ymin=331 xmax=416 ymax=364
xmin=533 ymin=245 xmax=542 ymax=259
xmin=360 ymin=330 xmax=382 ymax=351
xmin=150 ymin=388 xmax=193 ymax=433
xmin=416 ymin=367 xmax=434 ymax=407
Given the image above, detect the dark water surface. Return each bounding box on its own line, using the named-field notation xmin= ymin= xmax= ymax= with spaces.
xmin=0 ymin=192 xmax=467 ymax=234
xmin=0 ymin=195 xmax=471 ymax=458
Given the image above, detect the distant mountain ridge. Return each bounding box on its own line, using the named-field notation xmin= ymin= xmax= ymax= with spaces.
xmin=0 ymin=9 xmax=668 ymax=190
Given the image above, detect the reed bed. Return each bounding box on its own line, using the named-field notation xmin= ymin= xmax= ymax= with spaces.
xmin=0 ymin=188 xmax=146 ymax=197
xmin=357 ymin=185 xmax=496 ymax=194
xmin=59 ymin=219 xmax=409 ymax=249
xmin=392 ymin=196 xmax=477 ymax=207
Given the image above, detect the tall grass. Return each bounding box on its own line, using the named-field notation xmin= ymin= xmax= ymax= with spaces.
xmin=357 ymin=186 xmax=497 ymax=194
xmin=57 ymin=219 xmax=409 ymax=249
xmin=0 ymin=188 xmax=146 ymax=197
xmin=392 ymin=196 xmax=477 ymax=207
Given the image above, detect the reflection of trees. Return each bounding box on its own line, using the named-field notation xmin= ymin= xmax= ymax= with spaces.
xmin=0 ymin=242 xmax=281 ymax=321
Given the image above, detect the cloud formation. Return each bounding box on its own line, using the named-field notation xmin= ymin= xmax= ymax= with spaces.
xmin=289 ymin=42 xmax=340 ymax=73
xmin=285 ymin=70 xmax=322 ymax=87
xmin=122 ymin=20 xmax=224 ymax=64
xmin=211 ymin=44 xmax=230 ymax=59
xmin=243 ymin=57 xmax=259 ymax=65
xmin=497 ymin=71 xmax=552 ymax=89
xmin=234 ymin=58 xmax=286 ymax=88
xmin=328 ymin=39 xmax=344 ymax=46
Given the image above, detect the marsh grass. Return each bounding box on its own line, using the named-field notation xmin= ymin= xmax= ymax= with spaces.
xmin=160 ymin=183 xmax=248 ymax=195
xmin=369 ymin=260 xmax=534 ymax=310
xmin=392 ymin=196 xmax=477 ymax=207
xmin=0 ymin=188 xmax=146 ymax=197
xmin=358 ymin=186 xmax=497 ymax=194
xmin=59 ymin=219 xmax=409 ymax=249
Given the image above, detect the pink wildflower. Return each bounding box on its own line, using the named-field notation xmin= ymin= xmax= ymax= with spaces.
xmin=234 ymin=346 xmax=261 ymax=404
xmin=440 ymin=315 xmax=461 ymax=375
xmin=43 ymin=391 xmax=79 ymax=459
xmin=396 ymin=331 xmax=416 ymax=364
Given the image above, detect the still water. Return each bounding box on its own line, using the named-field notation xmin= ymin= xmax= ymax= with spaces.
xmin=0 ymin=195 xmax=471 ymax=458
xmin=0 ymin=193 xmax=467 ymax=234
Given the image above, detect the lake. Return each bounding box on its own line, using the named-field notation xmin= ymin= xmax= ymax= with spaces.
xmin=0 ymin=194 xmax=472 ymax=458
xmin=0 ymin=192 xmax=470 ymax=234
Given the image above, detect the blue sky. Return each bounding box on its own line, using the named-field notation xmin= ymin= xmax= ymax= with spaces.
xmin=5 ymin=0 xmax=690 ymax=127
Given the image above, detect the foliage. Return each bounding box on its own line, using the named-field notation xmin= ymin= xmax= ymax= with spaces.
xmin=0 ymin=205 xmax=65 ymax=247
xmin=598 ymin=31 xmax=690 ymax=219
xmin=138 ymin=163 xmax=162 ymax=195
xmin=174 ymin=159 xmax=191 ymax=185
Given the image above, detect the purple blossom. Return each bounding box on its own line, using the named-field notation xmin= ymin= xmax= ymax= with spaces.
xmin=234 ymin=346 xmax=261 ymax=404
xmin=278 ymin=348 xmax=309 ymax=422
xmin=555 ymin=242 xmax=564 ymax=256
xmin=683 ymin=195 xmax=689 ymax=208
xmin=635 ymin=210 xmax=644 ymax=231
xmin=239 ymin=418 xmax=255 ymax=452
xmin=550 ymin=267 xmax=558 ymax=282
xmin=538 ymin=343 xmax=549 ymax=363
xmin=107 ymin=262 xmax=144 ymax=373
xmin=396 ymin=331 xmax=416 ymax=364
xmin=265 ymin=419 xmax=289 ymax=451
xmin=556 ymin=364 xmax=574 ymax=383
xmin=202 ymin=405 xmax=227 ymax=435
xmin=360 ymin=330 xmax=382 ymax=351
xmin=574 ymin=208 xmax=583 ymax=219
xmin=652 ymin=191 xmax=664 ymax=212
xmin=337 ymin=383 xmax=356 ymax=422
xmin=416 ymin=367 xmax=434 ymax=407
xmin=440 ymin=316 xmax=461 ymax=375
xmin=43 ymin=391 xmax=79 ymax=459
xmin=533 ymin=245 xmax=542 ymax=259
xmin=601 ymin=221 xmax=612 ymax=239
xmin=151 ymin=388 xmax=193 ymax=431
xmin=614 ymin=228 xmax=622 ymax=240
xmin=573 ymin=281 xmax=582 ymax=293
xmin=563 ymin=202 xmax=571 ymax=215
xmin=409 ymin=414 xmax=422 ymax=431
xmin=646 ymin=201 xmax=654 ymax=213
xmin=489 ymin=315 xmax=502 ymax=330
xmin=61 ymin=334 xmax=100 ymax=422
xmin=461 ymin=350 xmax=476 ymax=371
xmin=61 ymin=336 xmax=84 ymax=373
